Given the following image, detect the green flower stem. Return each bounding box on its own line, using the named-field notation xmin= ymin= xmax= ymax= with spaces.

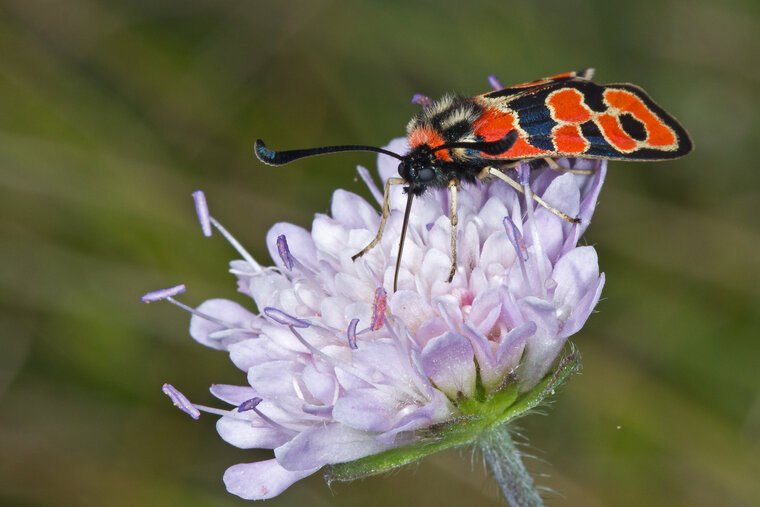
xmin=325 ymin=351 xmax=580 ymax=487
xmin=479 ymin=427 xmax=543 ymax=506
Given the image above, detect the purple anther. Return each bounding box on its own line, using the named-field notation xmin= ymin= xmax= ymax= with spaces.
xmin=425 ymin=222 xmax=434 ymax=231
xmin=263 ymin=307 xmax=311 ymax=328
xmin=503 ymin=216 xmax=529 ymax=261
xmin=488 ymin=75 xmax=504 ymax=91
xmin=238 ymin=397 xmax=263 ymax=412
xmin=369 ymin=288 xmax=387 ymax=331
xmin=347 ymin=318 xmax=359 ymax=349
xmin=276 ymin=235 xmax=294 ymax=270
xmin=141 ymin=284 xmax=186 ymax=303
xmin=411 ymin=93 xmax=434 ymax=109
xmin=162 ymin=383 xmax=200 ymax=419
xmin=192 ymin=190 xmax=212 ymax=237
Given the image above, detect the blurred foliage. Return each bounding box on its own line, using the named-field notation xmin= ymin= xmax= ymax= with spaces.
xmin=1 ymin=0 xmax=759 ymax=506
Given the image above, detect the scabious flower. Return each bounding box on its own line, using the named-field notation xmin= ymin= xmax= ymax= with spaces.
xmin=149 ymin=137 xmax=605 ymax=501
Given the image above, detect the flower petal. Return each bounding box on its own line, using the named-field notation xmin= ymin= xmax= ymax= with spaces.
xmin=223 ymin=459 xmax=318 ymax=500
xmin=553 ymin=246 xmax=600 ymax=310
xmin=516 ymin=296 xmax=563 ymax=388
xmin=216 ymin=414 xmax=292 ymax=449
xmin=331 ymin=189 xmax=380 ymax=231
xmin=390 ymin=290 xmax=433 ymax=334
xmin=420 ymin=332 xmax=476 ymax=399
xmin=189 ymin=299 xmax=258 ymax=351
xmin=275 ymin=422 xmax=391 ymax=470
xmin=209 ymin=384 xmax=256 ymax=405
xmin=534 ymin=173 xmax=580 ymax=261
xmin=576 ymin=159 xmax=607 ymax=231
xmin=495 ymin=321 xmax=535 ymax=371
xmin=332 ymin=388 xmax=398 ymax=432
xmin=561 ymin=273 xmax=605 ymax=338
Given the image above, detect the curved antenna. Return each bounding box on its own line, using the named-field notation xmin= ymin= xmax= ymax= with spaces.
xmin=393 ymin=190 xmax=415 ymax=292
xmin=433 ymin=130 xmax=518 ymax=156
xmin=255 ymin=139 xmax=403 ymax=166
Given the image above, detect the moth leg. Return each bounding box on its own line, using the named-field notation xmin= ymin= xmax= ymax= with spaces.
xmin=446 ymin=178 xmax=459 ymax=282
xmin=543 ymin=157 xmax=595 ymax=175
xmin=487 ymin=167 xmax=581 ymax=224
xmin=352 ymin=177 xmax=406 ymax=260
xmin=477 ymin=162 xmax=517 ymax=180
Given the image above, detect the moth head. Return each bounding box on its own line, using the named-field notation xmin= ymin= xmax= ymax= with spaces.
xmin=398 ymin=146 xmax=440 ymax=196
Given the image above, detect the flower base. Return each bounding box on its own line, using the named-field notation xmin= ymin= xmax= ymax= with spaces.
xmin=324 ymin=350 xmax=580 ymax=486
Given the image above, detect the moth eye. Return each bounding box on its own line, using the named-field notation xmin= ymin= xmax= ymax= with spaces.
xmin=418 ymin=168 xmax=435 ymax=182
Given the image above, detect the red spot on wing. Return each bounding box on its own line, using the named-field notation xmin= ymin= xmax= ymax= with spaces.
xmin=505 ymin=140 xmax=547 ymax=158
xmin=474 ymin=108 xmax=546 ymax=158
xmin=604 ymin=89 xmax=676 ymax=147
xmin=553 ymin=124 xmax=588 ymax=154
xmin=547 ymin=89 xmax=592 ymax=123
xmin=474 ymin=108 xmax=514 ymax=141
xmin=597 ymin=114 xmax=637 ymax=151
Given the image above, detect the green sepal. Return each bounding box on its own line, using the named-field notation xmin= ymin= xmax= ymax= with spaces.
xmin=324 ymin=351 xmax=580 ymax=483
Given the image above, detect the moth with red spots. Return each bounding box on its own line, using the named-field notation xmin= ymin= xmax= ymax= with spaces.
xmin=255 ymin=69 xmax=692 ymax=291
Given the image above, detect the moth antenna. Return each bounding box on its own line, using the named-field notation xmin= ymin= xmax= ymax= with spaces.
xmin=434 ymin=130 xmax=518 ymax=155
xmin=393 ymin=191 xmax=415 ymax=292
xmin=255 ymin=139 xmax=403 ymax=166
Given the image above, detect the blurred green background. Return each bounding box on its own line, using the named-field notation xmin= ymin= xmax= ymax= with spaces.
xmin=1 ymin=0 xmax=758 ymax=505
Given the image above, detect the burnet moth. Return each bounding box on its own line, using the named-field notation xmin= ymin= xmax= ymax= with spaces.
xmin=255 ymin=69 xmax=692 ymax=291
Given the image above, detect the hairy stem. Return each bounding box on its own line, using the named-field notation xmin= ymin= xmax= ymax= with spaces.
xmin=479 ymin=426 xmax=543 ymax=507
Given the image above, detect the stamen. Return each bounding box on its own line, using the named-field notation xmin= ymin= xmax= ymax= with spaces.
xmin=382 ymin=318 xmax=430 ymax=398
xmin=141 ymin=284 xmax=186 ymax=303
xmin=263 ymin=307 xmax=311 ymax=328
xmin=162 ymin=383 xmax=200 ymax=419
xmin=191 ymin=404 xmax=239 ymax=418
xmin=142 ymin=285 xmax=230 ymax=328
xmin=237 ymin=397 xmax=263 ymax=412
xmin=411 ymin=94 xmax=434 ymax=109
xmin=347 ymin=318 xmax=359 ymax=349
xmin=502 ymin=216 xmax=528 ymax=262
xmin=288 ymin=325 xmax=343 ymax=367
xmin=141 ymin=289 xmax=256 ymax=336
xmin=210 ymin=328 xmax=260 ymax=340
xmin=208 ymin=216 xmax=261 ymax=272
xmin=261 ymin=309 xmax=372 ymax=378
xmin=369 ymin=288 xmax=387 ymax=331
xmin=164 ymin=296 xmax=230 ymax=328
xmin=519 ymin=163 xmax=548 ymax=298
xmin=264 ymin=308 xmax=386 ymax=388
xmin=503 ymin=216 xmax=532 ymax=291
xmin=276 ymin=235 xmax=295 ymax=270
xmin=290 ymin=323 xmax=391 ymax=390
xmin=238 ymin=396 xmax=293 ymax=433
xmin=488 ymin=75 xmax=504 ymax=91
xmin=192 ymin=190 xmax=212 ymax=237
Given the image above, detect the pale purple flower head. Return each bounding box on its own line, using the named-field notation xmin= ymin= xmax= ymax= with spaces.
xmin=153 ymin=138 xmax=606 ymax=500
